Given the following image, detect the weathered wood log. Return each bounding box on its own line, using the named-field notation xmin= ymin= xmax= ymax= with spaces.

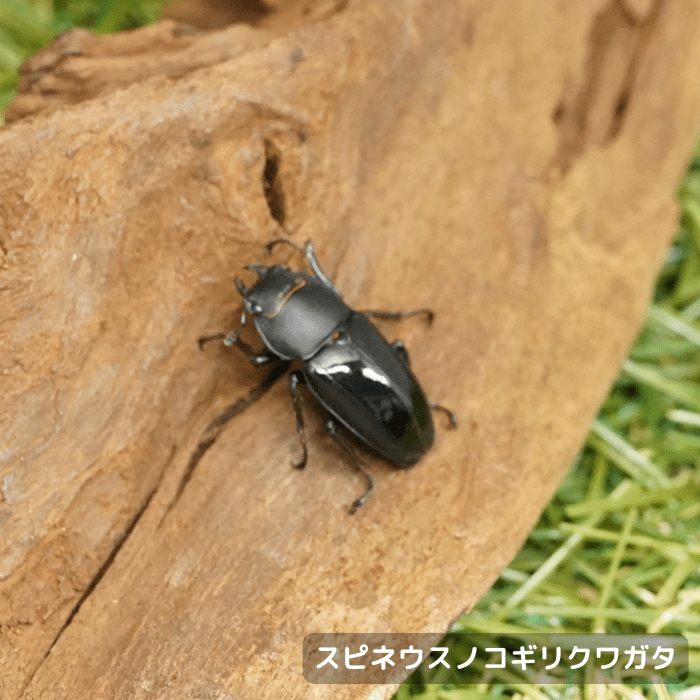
xmin=1 ymin=0 xmax=699 ymax=697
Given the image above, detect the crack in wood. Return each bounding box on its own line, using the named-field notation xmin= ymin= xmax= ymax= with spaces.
xmin=19 ymin=445 xmax=177 ymax=696
xmin=551 ymin=0 xmax=665 ymax=174
xmin=262 ymin=139 xmax=286 ymax=225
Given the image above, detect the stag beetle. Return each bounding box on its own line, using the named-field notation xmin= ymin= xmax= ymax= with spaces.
xmin=199 ymin=239 xmax=455 ymax=513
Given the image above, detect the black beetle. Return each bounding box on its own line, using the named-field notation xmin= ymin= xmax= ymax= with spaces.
xmin=199 ymin=239 xmax=455 ymax=513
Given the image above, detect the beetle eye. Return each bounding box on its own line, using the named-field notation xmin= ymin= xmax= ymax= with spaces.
xmin=251 ymin=303 xmax=263 ymax=314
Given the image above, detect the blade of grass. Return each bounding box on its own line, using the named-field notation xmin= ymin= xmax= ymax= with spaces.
xmin=499 ymin=483 xmax=633 ymax=613
xmin=646 ymin=305 xmax=700 ymax=347
xmin=588 ymin=420 xmax=669 ymax=488
xmin=592 ymin=507 xmax=638 ymax=632
xmin=622 ymin=360 xmax=700 ymax=412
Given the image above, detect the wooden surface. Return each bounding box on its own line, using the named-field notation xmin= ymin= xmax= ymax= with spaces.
xmin=1 ymin=0 xmax=700 ymax=697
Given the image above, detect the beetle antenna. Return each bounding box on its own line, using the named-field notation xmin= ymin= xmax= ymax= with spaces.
xmin=265 ymin=238 xmax=303 ymax=256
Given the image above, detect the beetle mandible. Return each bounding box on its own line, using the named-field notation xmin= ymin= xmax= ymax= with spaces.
xmin=199 ymin=239 xmax=456 ymax=513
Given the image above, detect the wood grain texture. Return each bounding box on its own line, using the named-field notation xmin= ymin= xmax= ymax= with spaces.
xmin=1 ymin=0 xmax=699 ymax=697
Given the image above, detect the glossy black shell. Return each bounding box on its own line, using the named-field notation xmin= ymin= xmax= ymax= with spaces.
xmin=303 ymin=313 xmax=434 ymax=467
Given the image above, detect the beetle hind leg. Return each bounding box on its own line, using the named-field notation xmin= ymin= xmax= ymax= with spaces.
xmin=287 ymin=371 xmax=309 ymax=469
xmin=390 ymin=341 xmax=457 ymax=428
xmin=430 ymin=403 xmax=458 ymax=429
xmin=324 ymin=418 xmax=373 ymax=514
xmin=286 ymin=378 xmax=373 ymax=511
xmin=391 ymin=339 xmax=410 ymax=365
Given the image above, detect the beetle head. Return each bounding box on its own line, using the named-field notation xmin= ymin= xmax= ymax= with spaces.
xmin=238 ymin=264 xmax=305 ymax=319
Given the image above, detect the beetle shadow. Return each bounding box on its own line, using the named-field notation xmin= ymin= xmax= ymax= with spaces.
xmin=160 ymin=359 xmax=291 ymax=522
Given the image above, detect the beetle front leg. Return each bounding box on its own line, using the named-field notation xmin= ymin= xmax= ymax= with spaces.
xmin=229 ymin=336 xmax=278 ymax=366
xmin=302 ymin=240 xmax=339 ymax=294
xmin=288 ymin=371 xmax=309 ymax=469
xmin=362 ymin=309 xmax=434 ymax=325
xmin=198 ymin=331 xmax=230 ymax=349
xmin=324 ymin=418 xmax=373 ymax=514
xmin=265 ymin=237 xmax=341 ymax=295
xmin=199 ymin=310 xmax=276 ymax=366
xmin=198 ymin=332 xmax=276 ymax=366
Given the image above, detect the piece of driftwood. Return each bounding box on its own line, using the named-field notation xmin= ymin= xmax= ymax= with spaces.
xmin=1 ymin=0 xmax=699 ymax=697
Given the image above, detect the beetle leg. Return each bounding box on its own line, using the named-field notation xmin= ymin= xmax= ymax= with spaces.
xmin=232 ymin=337 xmax=278 ymax=366
xmin=430 ymin=403 xmax=458 ymax=429
xmin=390 ymin=339 xmax=410 ymax=365
xmin=302 ymin=240 xmax=341 ymax=294
xmin=389 ymin=342 xmax=458 ymax=427
xmin=389 ymin=341 xmax=457 ymax=428
xmin=324 ymin=418 xmax=373 ymax=514
xmin=362 ymin=308 xmax=434 ymax=325
xmin=198 ymin=310 xmax=246 ymax=350
xmin=287 ymin=371 xmax=309 ymax=469
xmin=265 ymin=237 xmax=341 ymax=295
xmin=199 ymin=332 xmax=276 ymax=366
xmin=199 ymin=311 xmax=277 ymax=366
xmin=198 ymin=331 xmax=228 ymax=349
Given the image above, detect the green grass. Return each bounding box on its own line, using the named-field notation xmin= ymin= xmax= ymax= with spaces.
xmin=0 ymin=0 xmax=167 ymax=120
xmin=394 ymin=152 xmax=700 ymax=697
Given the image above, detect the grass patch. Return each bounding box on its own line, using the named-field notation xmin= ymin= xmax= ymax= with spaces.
xmin=0 ymin=0 xmax=167 ymax=121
